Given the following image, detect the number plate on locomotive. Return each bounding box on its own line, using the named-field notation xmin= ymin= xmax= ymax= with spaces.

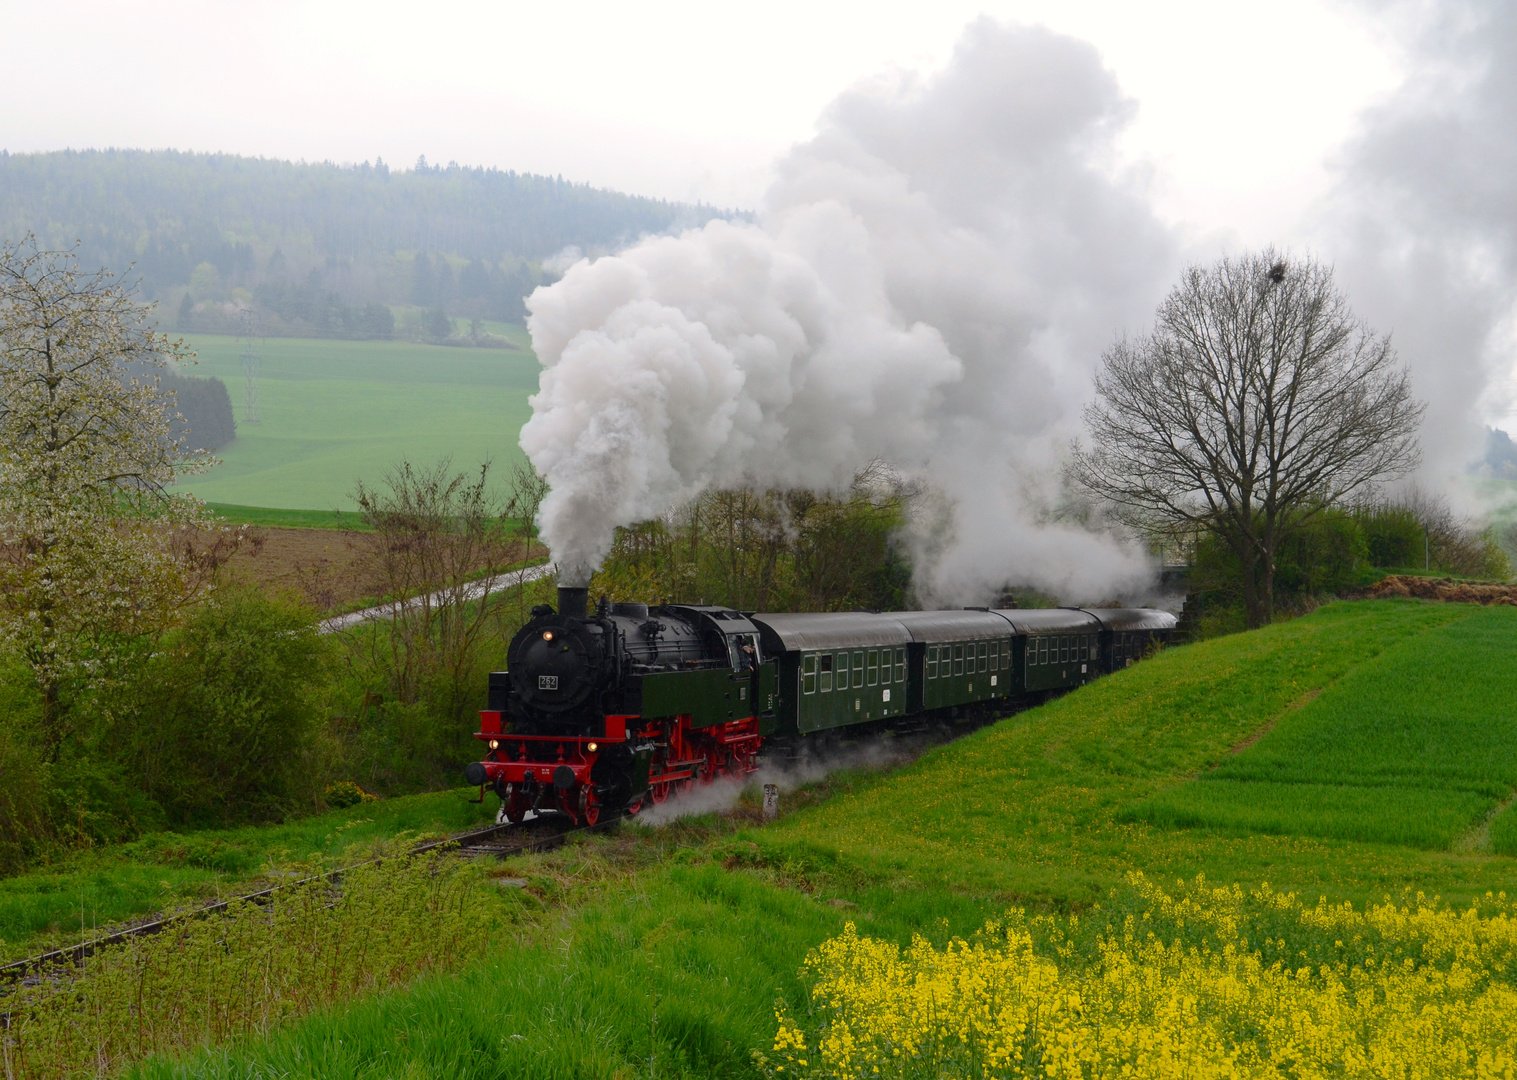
xmin=538 ymin=675 xmax=559 ymax=690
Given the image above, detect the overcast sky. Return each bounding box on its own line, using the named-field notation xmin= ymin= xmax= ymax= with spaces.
xmin=5 ymin=0 xmax=1514 ymax=440
xmin=5 ymin=1 xmax=1400 ymax=238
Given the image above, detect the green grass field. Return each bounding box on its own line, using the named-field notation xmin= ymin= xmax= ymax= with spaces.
xmin=16 ymin=598 xmax=1517 ymax=1079
xmin=1136 ymin=604 xmax=1517 ymax=849
xmin=203 ymin=502 xmax=374 ymax=530
xmin=171 ymin=334 xmax=540 ymax=510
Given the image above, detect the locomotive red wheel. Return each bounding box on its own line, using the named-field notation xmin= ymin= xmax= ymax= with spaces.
xmin=650 ymin=781 xmax=671 ymax=805
xmin=583 ymin=803 xmax=600 ymax=826
xmin=624 ymin=798 xmax=643 ymax=816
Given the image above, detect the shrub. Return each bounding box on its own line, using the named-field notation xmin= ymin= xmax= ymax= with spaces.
xmin=323 ymin=780 xmax=378 ymax=809
xmin=1357 ymin=502 xmax=1425 ymax=568
xmin=0 ymin=656 xmax=51 ymax=873
xmin=115 ymin=586 xmax=335 ymax=827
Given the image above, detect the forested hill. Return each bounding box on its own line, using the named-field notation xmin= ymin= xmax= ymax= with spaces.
xmin=0 ymin=149 xmax=730 ymax=328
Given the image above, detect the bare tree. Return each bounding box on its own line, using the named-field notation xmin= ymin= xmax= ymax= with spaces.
xmin=1069 ymin=250 xmax=1424 ymax=628
xmin=348 ymin=459 xmax=520 ymax=722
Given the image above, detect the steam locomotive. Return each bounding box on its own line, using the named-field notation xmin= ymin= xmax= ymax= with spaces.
xmin=462 ymin=585 xmax=1176 ymax=825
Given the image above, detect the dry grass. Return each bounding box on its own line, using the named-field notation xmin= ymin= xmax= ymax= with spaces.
xmin=1361 ymin=574 xmax=1517 ymax=604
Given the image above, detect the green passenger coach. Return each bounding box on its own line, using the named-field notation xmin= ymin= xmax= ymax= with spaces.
xmin=993 ymin=608 xmax=1105 ymax=694
xmin=887 ymin=610 xmax=1016 ymax=712
xmin=751 ymin=612 xmax=914 ymax=734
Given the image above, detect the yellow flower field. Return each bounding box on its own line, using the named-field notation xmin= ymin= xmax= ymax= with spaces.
xmin=762 ymin=873 xmax=1517 ymax=1079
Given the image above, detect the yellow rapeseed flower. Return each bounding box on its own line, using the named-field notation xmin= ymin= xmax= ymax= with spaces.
xmin=762 ymin=874 xmax=1517 ymax=1080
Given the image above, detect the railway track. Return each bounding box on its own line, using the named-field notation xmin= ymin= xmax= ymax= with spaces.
xmin=0 ymin=814 xmax=593 ymax=988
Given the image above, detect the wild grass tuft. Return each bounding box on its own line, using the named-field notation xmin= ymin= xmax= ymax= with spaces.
xmin=2 ymin=844 xmax=497 ymax=1079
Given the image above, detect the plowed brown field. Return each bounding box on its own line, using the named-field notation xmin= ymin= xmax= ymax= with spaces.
xmin=223 ymin=529 xmax=547 ymax=612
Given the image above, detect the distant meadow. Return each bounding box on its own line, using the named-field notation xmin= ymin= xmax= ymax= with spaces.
xmin=171 ymin=330 xmax=539 ymax=509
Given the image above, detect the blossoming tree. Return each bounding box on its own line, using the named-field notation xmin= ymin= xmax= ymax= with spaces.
xmin=0 ymin=239 xmax=226 ymax=760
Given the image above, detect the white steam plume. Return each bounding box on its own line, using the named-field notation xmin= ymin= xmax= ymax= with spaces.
xmin=1325 ymin=0 xmax=1517 ymax=482
xmin=521 ymin=20 xmax=1176 ymax=600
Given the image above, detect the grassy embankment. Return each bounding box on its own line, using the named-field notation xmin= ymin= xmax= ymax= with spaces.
xmin=114 ymin=598 xmax=1517 ymax=1079
xmin=0 ymin=790 xmax=497 ymax=959
xmin=171 ymin=333 xmax=540 ymax=510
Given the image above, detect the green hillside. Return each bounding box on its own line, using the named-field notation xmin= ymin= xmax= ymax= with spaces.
xmin=171 ymin=333 xmax=540 ymax=508
xmin=1139 ymin=605 xmax=1517 ymax=849
xmin=775 ymin=597 xmax=1516 ymax=903
xmin=109 ymin=599 xmax=1517 ymax=1079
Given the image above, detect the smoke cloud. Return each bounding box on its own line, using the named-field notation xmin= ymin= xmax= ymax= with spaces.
xmin=521 ymin=19 xmax=1176 ymax=601
xmin=1325 ymin=0 xmax=1517 ymax=481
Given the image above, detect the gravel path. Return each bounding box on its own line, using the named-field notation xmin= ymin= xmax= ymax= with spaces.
xmin=320 ymin=561 xmax=555 ymax=633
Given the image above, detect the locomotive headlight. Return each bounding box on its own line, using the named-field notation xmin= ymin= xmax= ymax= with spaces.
xmin=488 ymin=739 xmax=500 ymax=750
xmin=542 ymin=630 xmax=555 ymax=642
xmin=586 ymin=742 xmax=598 ymax=753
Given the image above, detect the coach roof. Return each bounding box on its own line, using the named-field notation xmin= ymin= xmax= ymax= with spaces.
xmin=887 ymin=609 xmax=1015 ymax=643
xmin=1083 ymin=608 xmax=1178 ymax=632
xmin=750 ymin=612 xmax=913 ymax=652
xmin=989 ymin=608 xmax=1105 ymax=635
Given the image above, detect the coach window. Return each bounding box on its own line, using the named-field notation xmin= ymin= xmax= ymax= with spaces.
xmin=867 ymin=650 xmax=879 ymax=686
xmin=819 ymin=652 xmax=833 ymax=692
xmin=802 ymin=654 xmax=817 ymax=694
xmin=952 ymin=643 xmax=963 ymax=676
xmin=927 ymin=646 xmax=938 ymax=679
xmin=1026 ymin=638 xmax=1036 ymax=666
xmin=853 ymin=650 xmax=865 ymax=688
xmin=895 ymin=647 xmax=906 ymax=682
xmin=977 ymin=642 xmax=988 ymax=672
xmin=837 ymin=651 xmax=849 ymax=688
xmin=1038 ymin=637 xmax=1048 ymax=665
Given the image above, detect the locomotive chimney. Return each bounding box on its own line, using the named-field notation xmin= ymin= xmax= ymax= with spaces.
xmin=558 ymin=585 xmax=589 ymax=618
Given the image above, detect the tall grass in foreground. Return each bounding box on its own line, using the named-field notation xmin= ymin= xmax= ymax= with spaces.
xmin=2 ymin=846 xmax=494 ymax=1080
xmin=763 ymin=872 xmax=1517 ymax=1080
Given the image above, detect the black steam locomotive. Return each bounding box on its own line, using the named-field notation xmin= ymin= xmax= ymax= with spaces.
xmin=463 ymin=585 xmax=1176 ymax=824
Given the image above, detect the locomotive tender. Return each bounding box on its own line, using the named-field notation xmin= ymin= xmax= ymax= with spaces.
xmin=463 ymin=585 xmax=1176 ymax=825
